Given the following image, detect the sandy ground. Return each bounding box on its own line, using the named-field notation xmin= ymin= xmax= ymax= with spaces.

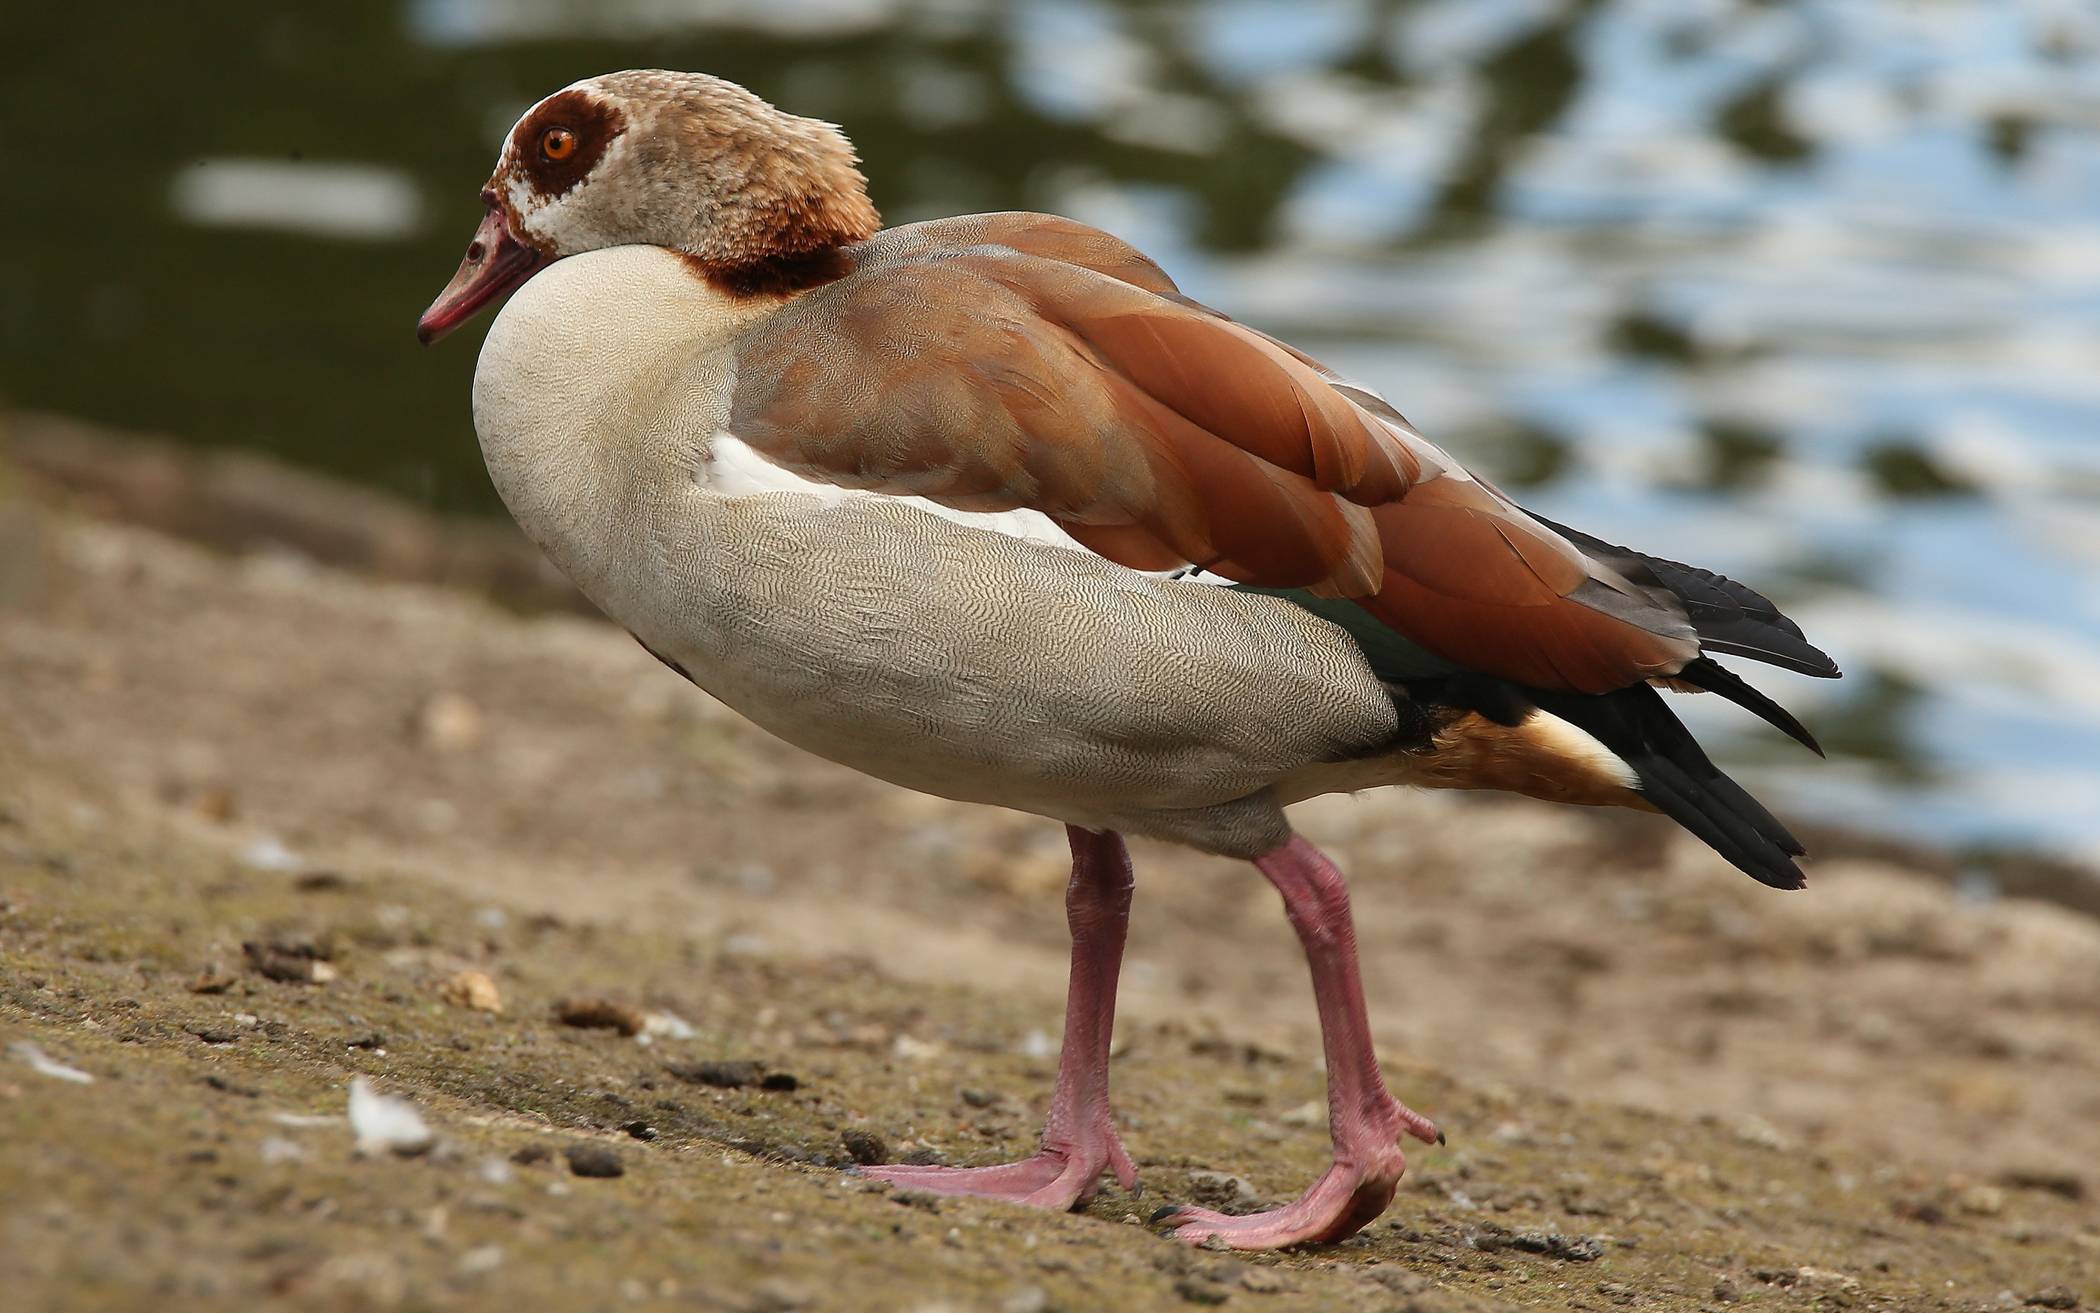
xmin=2 ymin=425 xmax=2097 ymax=1311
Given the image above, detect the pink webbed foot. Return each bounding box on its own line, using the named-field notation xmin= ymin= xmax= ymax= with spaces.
xmin=859 ymin=827 xmax=1142 ymax=1212
xmin=857 ymin=1126 xmax=1137 ymax=1210
xmin=1155 ymin=833 xmax=1445 ymax=1250
xmin=1156 ymin=1098 xmax=1437 ymax=1249
xmin=1160 ymin=1161 xmax=1398 ymax=1249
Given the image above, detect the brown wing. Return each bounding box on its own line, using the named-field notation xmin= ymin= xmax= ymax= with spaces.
xmin=728 ymin=215 xmax=1697 ymax=693
xmin=880 ymin=211 xmax=1188 ymax=297
xmin=731 ymin=229 xmax=1414 ymax=595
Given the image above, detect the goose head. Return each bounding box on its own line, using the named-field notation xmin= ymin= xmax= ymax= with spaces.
xmin=417 ymin=70 xmax=881 ymax=343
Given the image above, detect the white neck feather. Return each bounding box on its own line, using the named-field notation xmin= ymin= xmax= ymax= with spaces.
xmin=470 ymin=245 xmax=777 ymax=601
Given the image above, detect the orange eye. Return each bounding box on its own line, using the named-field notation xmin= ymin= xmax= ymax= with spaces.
xmin=540 ymin=127 xmax=577 ymax=161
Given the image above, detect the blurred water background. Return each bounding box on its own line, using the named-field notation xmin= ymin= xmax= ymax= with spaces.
xmin=7 ymin=1 xmax=2100 ymax=865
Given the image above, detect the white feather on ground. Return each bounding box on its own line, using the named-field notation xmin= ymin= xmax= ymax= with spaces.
xmin=637 ymin=1011 xmax=697 ymax=1045
xmin=9 ymin=1041 xmax=95 ymax=1084
xmin=347 ymin=1076 xmax=434 ymax=1156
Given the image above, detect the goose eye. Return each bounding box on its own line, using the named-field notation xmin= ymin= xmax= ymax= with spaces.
xmin=540 ymin=127 xmax=578 ymax=162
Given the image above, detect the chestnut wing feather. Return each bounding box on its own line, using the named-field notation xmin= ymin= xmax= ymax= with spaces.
xmin=726 ymin=218 xmax=1698 ymax=693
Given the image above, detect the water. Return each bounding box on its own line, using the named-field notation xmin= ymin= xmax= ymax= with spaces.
xmin=8 ymin=1 xmax=2100 ymax=863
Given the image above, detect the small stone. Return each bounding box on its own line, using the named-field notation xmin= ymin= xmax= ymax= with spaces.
xmin=1506 ymin=1230 xmax=1604 ymax=1262
xmin=415 ymin=691 xmax=484 ymax=751
xmin=456 ymin=1244 xmax=505 ymax=1278
xmin=1000 ymin=1286 xmax=1050 ymax=1313
xmin=1793 ymin=1267 xmax=1861 ymax=1307
xmin=553 ymin=997 xmax=644 ymax=1036
xmin=666 ymin=1059 xmax=765 ymax=1088
xmin=1238 ymin=1268 xmax=1287 ymax=1294
xmin=1369 ymin=1268 xmax=1429 ymax=1295
xmin=1958 ymin=1184 xmax=2008 ymax=1216
xmin=242 ymin=939 xmax=335 ymax=985
xmin=2025 ymin=1289 xmax=2080 ymax=1311
xmin=1997 ymin=1168 xmax=2087 ymax=1201
xmin=1893 ymin=1196 xmax=1947 ymax=1225
xmin=294 ymin=870 xmax=350 ymax=892
xmin=1278 ymin=1100 xmax=1323 ymax=1128
xmin=622 ymin=1121 xmax=658 ymax=1142
xmin=1174 ymin=1276 xmax=1231 ymax=1305
xmin=185 ymin=1024 xmax=239 ymax=1045
xmin=842 ymin=1128 xmax=889 ymax=1165
xmin=242 ymin=835 xmax=303 ymax=871
xmin=1713 ymin=1276 xmax=1742 ymax=1303
xmin=564 ymin=1144 xmax=625 ymax=1178
xmin=510 ymin=1144 xmax=552 ymax=1166
xmin=1186 ymin=1171 xmax=1264 ymax=1214
xmin=759 ymin=1071 xmax=801 ymax=1092
xmin=749 ymin=1278 xmax=814 ymax=1311
xmin=439 ymin=969 xmax=503 ymax=1014
xmin=892 ymin=1034 xmax=944 ymax=1061
xmin=186 ymin=967 xmax=237 ymax=995
xmin=960 ymin=1088 xmax=1002 ymax=1109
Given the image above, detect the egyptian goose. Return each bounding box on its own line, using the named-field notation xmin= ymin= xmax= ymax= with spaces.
xmin=418 ymin=70 xmax=1837 ymax=1250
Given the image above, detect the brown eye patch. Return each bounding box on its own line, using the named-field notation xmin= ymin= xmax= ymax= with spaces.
xmin=508 ymin=90 xmax=625 ymax=200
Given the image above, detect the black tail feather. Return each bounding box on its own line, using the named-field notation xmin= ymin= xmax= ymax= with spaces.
xmin=1531 ymin=682 xmax=1807 ymax=890
xmin=1672 ymin=656 xmax=1824 ymax=757
xmin=1527 ymin=514 xmax=1841 ymax=680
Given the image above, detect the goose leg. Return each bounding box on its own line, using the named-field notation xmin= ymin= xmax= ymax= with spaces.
xmin=1159 ymin=833 xmax=1438 ymax=1249
xmin=857 ymin=825 xmax=1137 ymax=1208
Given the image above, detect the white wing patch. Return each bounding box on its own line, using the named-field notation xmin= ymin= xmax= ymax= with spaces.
xmin=706 ymin=432 xmax=1229 ymax=582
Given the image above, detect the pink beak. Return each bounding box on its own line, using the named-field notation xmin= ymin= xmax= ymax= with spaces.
xmin=417 ymin=204 xmax=546 ymax=344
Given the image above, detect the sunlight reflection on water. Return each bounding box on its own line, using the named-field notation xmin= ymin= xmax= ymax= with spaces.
xmin=171 ymin=160 xmax=425 ymax=241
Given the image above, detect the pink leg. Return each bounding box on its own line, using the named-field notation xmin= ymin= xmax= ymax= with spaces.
xmin=1161 ymin=833 xmax=1438 ymax=1249
xmin=859 ymin=826 xmax=1138 ymax=1209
